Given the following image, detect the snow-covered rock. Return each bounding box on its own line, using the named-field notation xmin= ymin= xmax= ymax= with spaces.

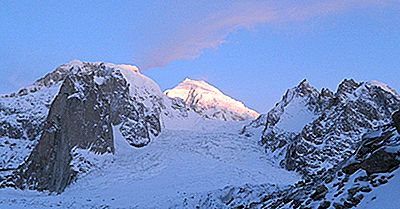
xmin=165 ymin=78 xmax=259 ymax=121
xmin=1 ymin=61 xmax=399 ymax=208
xmin=0 ymin=61 xmax=199 ymax=193
xmin=197 ymin=120 xmax=399 ymax=209
xmin=0 ymin=85 xmax=60 ymax=172
xmin=244 ymin=79 xmax=400 ymax=178
xmin=221 ymin=78 xmax=400 ymax=208
xmin=256 ymin=124 xmax=400 ymax=209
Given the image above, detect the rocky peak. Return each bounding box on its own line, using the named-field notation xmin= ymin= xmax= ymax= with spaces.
xmin=241 ymin=80 xmax=322 ymax=155
xmin=335 ymin=78 xmax=360 ymax=98
xmin=280 ymin=79 xmax=319 ymax=104
xmin=320 ymin=88 xmax=334 ymax=99
xmin=0 ymin=61 xmax=163 ymax=193
xmin=165 ymin=78 xmax=259 ymax=121
xmin=365 ymin=80 xmax=398 ymax=95
xmin=245 ymin=78 xmax=400 ymax=178
xmin=3 ymin=60 xmax=141 ymax=98
xmin=296 ymin=79 xmax=318 ymax=97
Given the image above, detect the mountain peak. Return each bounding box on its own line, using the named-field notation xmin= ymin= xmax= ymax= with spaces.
xmin=336 ymin=78 xmax=360 ymax=96
xmin=165 ymin=78 xmax=259 ymax=121
xmin=178 ymin=78 xmax=222 ymax=94
xmin=365 ymin=80 xmax=398 ymax=95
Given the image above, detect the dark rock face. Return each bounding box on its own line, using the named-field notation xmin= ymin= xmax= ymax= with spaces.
xmin=310 ymin=185 xmax=328 ymax=200
xmin=393 ymin=110 xmax=400 ymax=133
xmin=342 ymin=125 xmax=400 ymax=175
xmin=1 ymin=62 xmax=162 ymax=193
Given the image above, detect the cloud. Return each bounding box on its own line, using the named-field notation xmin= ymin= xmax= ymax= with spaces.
xmin=138 ymin=0 xmax=391 ymax=70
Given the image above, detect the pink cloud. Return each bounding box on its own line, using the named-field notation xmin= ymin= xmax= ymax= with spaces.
xmin=138 ymin=0 xmax=392 ymax=70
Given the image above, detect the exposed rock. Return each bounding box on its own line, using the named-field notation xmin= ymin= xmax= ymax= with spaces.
xmin=310 ymin=185 xmax=328 ymax=200
xmin=239 ymin=123 xmax=400 ymax=209
xmin=393 ymin=110 xmax=400 ymax=133
xmin=318 ymin=201 xmax=331 ymax=209
xmin=342 ymin=163 xmax=361 ymax=175
xmin=0 ymin=84 xmax=58 ymax=171
xmin=360 ymin=149 xmax=399 ymax=174
xmin=336 ymin=78 xmax=360 ymax=98
xmin=250 ymin=79 xmax=400 ymax=178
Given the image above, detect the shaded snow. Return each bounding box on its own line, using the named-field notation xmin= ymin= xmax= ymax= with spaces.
xmin=357 ymin=169 xmax=400 ymax=209
xmin=274 ymin=97 xmax=317 ymax=132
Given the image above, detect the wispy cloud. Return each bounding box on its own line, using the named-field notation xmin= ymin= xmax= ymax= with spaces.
xmin=138 ymin=0 xmax=391 ymax=69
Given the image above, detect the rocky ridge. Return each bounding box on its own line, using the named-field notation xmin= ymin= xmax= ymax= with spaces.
xmin=0 ymin=61 xmax=399 ymax=207
xmin=243 ymin=79 xmax=400 ymax=178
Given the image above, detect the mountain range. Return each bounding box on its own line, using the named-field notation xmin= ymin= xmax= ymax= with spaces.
xmin=0 ymin=61 xmax=399 ymax=209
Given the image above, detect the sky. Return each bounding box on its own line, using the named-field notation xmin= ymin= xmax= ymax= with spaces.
xmin=1 ymin=0 xmax=399 ymax=113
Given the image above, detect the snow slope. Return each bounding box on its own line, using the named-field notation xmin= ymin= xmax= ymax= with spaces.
xmin=165 ymin=78 xmax=259 ymax=121
xmin=0 ymin=120 xmax=299 ymax=209
xmin=357 ymin=169 xmax=400 ymax=209
xmin=273 ymin=97 xmax=317 ymax=133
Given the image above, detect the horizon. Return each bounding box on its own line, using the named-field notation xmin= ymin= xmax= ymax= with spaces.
xmin=0 ymin=59 xmax=398 ymax=114
xmin=1 ymin=0 xmax=400 ymax=112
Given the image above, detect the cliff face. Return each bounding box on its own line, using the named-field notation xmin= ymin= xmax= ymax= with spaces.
xmin=1 ymin=61 xmax=162 ymax=193
xmin=393 ymin=110 xmax=400 ymax=133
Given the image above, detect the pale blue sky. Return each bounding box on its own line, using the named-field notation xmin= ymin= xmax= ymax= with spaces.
xmin=1 ymin=0 xmax=399 ymax=113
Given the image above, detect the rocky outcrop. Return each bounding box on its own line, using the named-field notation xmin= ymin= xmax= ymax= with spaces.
xmin=0 ymin=61 xmax=162 ymax=193
xmin=393 ymin=110 xmax=400 ymax=133
xmin=246 ymin=79 xmax=400 ymax=177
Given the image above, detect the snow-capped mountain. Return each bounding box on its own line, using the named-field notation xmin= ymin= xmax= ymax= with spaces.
xmin=227 ymin=79 xmax=400 ymax=208
xmin=0 ymin=61 xmax=261 ymax=194
xmin=0 ymin=61 xmax=399 ymax=209
xmin=165 ymin=78 xmax=259 ymax=121
xmin=176 ymin=80 xmax=400 ymax=209
xmin=0 ymin=60 xmax=203 ymax=193
xmin=243 ymin=79 xmax=400 ymax=177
